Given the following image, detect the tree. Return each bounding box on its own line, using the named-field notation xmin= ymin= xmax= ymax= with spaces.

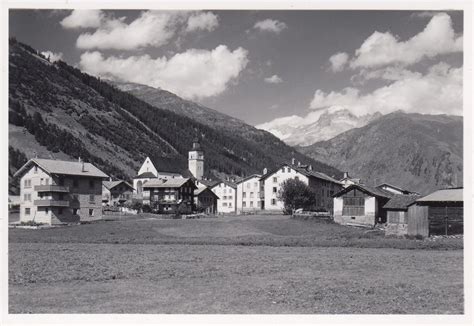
xmin=277 ymin=178 xmax=317 ymax=215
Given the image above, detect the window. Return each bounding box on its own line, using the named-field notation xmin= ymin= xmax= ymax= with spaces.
xmin=229 ymin=196 xmax=232 ymax=200
xmin=273 ymin=177 xmax=278 ymax=183
xmin=24 ymin=179 xmax=31 ymax=188
xmin=254 ymin=182 xmax=258 ymax=188
xmin=295 ymin=176 xmax=299 ymax=181
xmin=281 ymin=168 xmax=285 ymax=173
xmin=271 ymin=199 xmax=276 ymax=205
xmin=73 ymin=208 xmax=79 ymax=215
xmin=223 ymin=202 xmax=227 ymax=207
xmin=250 ymin=192 xmax=254 ymax=198
xmin=229 ymin=203 xmax=232 ymax=208
xmin=89 ymin=209 xmax=94 ymax=216
xmin=89 ymin=194 xmax=95 ymax=202
xmin=34 ymin=165 xmax=38 ymax=173
xmin=40 ymin=178 xmax=44 ymax=185
xmin=287 ymin=167 xmax=291 ymax=173
xmin=45 ymin=208 xmax=49 ymax=214
xmin=24 ymin=194 xmax=31 ymax=201
xmin=247 ymin=183 xmax=250 ymax=189
xmin=342 ymin=196 xmax=365 ymax=216
xmin=89 ymin=179 xmax=95 ymax=189
xmin=224 ymin=189 xmax=227 ymax=194
xmin=243 ymin=192 xmax=246 ymax=198
xmin=73 ymin=178 xmax=79 ymax=188
xmin=58 ymin=208 xmax=63 ymax=215
xmin=25 ymin=208 xmax=31 ymax=215
xmin=250 ymin=201 xmax=254 ymax=208
xmin=243 ymin=202 xmax=246 ymax=207
xmin=273 ymin=187 xmax=277 ymax=193
xmin=223 ymin=196 xmax=227 ymax=200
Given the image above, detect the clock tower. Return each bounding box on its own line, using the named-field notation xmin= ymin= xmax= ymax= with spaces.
xmin=188 ymin=139 xmax=204 ymax=180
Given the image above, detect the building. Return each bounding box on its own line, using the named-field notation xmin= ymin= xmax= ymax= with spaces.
xmin=260 ymin=159 xmax=342 ymax=213
xmin=210 ymin=180 xmax=237 ymax=214
xmin=142 ymin=178 xmax=196 ymax=214
xmin=384 ymin=194 xmax=421 ymax=236
xmin=378 ymin=183 xmax=419 ymax=195
xmin=340 ymin=172 xmax=361 ymax=188
xmin=102 ymin=180 xmax=134 ymax=206
xmin=14 ymin=158 xmax=108 ymax=225
xmin=236 ymin=174 xmax=263 ymax=214
xmin=406 ymin=187 xmax=463 ymax=238
xmin=333 ymin=183 xmax=418 ymax=227
xmin=188 ymin=139 xmax=204 ymax=180
xmin=8 ymin=195 xmax=21 ymax=210
xmin=194 ymin=183 xmax=219 ymax=215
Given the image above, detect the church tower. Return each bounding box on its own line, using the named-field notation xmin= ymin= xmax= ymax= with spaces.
xmin=188 ymin=138 xmax=204 ymax=180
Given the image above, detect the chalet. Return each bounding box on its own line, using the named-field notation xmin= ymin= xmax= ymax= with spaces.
xmin=236 ymin=174 xmax=263 ymax=214
xmin=260 ymin=159 xmax=342 ymax=213
xmin=102 ymin=180 xmax=134 ymax=206
xmin=14 ymin=158 xmax=108 ymax=225
xmin=143 ymin=178 xmax=197 ymax=214
xmin=194 ymin=180 xmax=219 ymax=214
xmin=406 ymin=187 xmax=463 ymax=238
xmin=333 ymin=183 xmax=418 ymax=227
xmin=384 ymin=194 xmax=421 ymax=236
xmin=210 ymin=180 xmax=237 ymax=214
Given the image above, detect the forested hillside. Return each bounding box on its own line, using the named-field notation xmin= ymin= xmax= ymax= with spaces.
xmin=8 ymin=38 xmax=341 ymax=194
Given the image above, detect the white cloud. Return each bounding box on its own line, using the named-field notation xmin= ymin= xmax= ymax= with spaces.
xmin=76 ymin=11 xmax=190 ymax=50
xmin=79 ymin=45 xmax=249 ymax=100
xmin=329 ymin=52 xmax=349 ymax=72
xmin=264 ymin=75 xmax=283 ymax=84
xmin=60 ymin=9 xmax=104 ymax=29
xmin=349 ymin=13 xmax=462 ymax=69
xmin=41 ymin=50 xmax=63 ymax=62
xmin=186 ymin=12 xmax=218 ymax=32
xmin=310 ymin=62 xmax=462 ymax=116
xmin=254 ymin=19 xmax=287 ymax=34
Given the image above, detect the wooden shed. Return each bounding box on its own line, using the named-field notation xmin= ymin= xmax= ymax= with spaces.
xmin=384 ymin=194 xmax=420 ymax=236
xmin=406 ymin=188 xmax=463 ymax=238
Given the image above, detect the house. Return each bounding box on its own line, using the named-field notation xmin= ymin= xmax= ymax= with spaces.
xmin=142 ymin=178 xmax=197 ymax=214
xmin=133 ymin=139 xmax=204 ymax=199
xmin=406 ymin=187 xmax=463 ymax=238
xmin=260 ymin=159 xmax=342 ymax=214
xmin=8 ymin=195 xmax=21 ymax=210
xmin=210 ymin=180 xmax=237 ymax=214
xmin=378 ymin=183 xmax=419 ymax=195
xmin=194 ymin=180 xmax=219 ymax=214
xmin=333 ymin=183 xmax=418 ymax=227
xmin=384 ymin=194 xmax=421 ymax=236
xmin=236 ymin=174 xmax=263 ymax=214
xmin=102 ymin=180 xmax=134 ymax=206
xmin=13 ymin=158 xmax=108 ymax=225
xmin=340 ymin=172 xmax=361 ymax=188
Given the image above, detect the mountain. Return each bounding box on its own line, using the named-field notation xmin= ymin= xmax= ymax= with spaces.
xmin=8 ymin=38 xmax=341 ymax=194
xmin=256 ymin=108 xmax=382 ymax=146
xmin=298 ymin=111 xmax=463 ymax=195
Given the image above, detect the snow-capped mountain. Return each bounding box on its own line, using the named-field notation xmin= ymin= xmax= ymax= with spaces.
xmin=256 ymin=108 xmax=382 ymax=146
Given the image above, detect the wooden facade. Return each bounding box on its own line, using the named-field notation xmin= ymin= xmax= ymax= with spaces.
xmin=407 ymin=203 xmax=463 ymax=237
xmin=143 ymin=179 xmax=196 ymax=214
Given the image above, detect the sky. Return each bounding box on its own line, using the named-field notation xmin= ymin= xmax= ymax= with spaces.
xmin=9 ymin=9 xmax=463 ymax=126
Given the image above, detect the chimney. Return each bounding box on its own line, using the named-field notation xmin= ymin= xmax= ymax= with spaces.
xmin=297 ymin=161 xmax=301 ymax=167
xmin=78 ymin=157 xmax=81 ymax=163
xmin=291 ymin=158 xmax=295 ymax=165
xmin=263 ymin=167 xmax=268 ymax=175
xmin=308 ymin=165 xmax=312 ymax=171
xmin=343 ymin=172 xmax=349 ymax=179
xmin=109 ymin=176 xmax=112 ymax=182
xmin=81 ymin=161 xmax=86 ymax=172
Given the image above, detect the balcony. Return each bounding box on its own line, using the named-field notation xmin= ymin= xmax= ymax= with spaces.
xmin=34 ymin=185 xmax=69 ymax=193
xmin=34 ymin=199 xmax=69 ymax=207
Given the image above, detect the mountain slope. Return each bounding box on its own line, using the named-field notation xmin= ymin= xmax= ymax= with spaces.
xmin=298 ymin=111 xmax=463 ymax=194
xmin=256 ymin=108 xmax=382 ymax=146
xmin=8 ymin=39 xmax=341 ymax=194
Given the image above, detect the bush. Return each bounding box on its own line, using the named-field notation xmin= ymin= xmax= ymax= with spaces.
xmin=277 ymin=178 xmax=317 ymax=215
xmin=20 ymin=221 xmax=44 ymax=226
xmin=142 ymin=204 xmax=151 ymax=213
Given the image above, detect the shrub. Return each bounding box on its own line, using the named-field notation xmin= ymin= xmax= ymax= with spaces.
xmin=277 ymin=178 xmax=317 ymax=215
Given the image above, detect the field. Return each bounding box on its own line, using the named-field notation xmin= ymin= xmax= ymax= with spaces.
xmin=9 ymin=214 xmax=464 ymax=314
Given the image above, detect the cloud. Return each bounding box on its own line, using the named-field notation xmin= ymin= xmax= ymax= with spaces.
xmin=310 ymin=62 xmax=462 ymax=116
xmin=329 ymin=52 xmax=349 ymax=72
xmin=186 ymin=12 xmax=218 ymax=32
xmin=253 ymin=19 xmax=287 ymax=34
xmin=75 ymin=11 xmax=189 ymax=50
xmin=349 ymin=13 xmax=462 ymax=69
xmin=79 ymin=45 xmax=249 ymax=100
xmin=41 ymin=50 xmax=63 ymax=62
xmin=264 ymin=75 xmax=283 ymax=84
xmin=60 ymin=9 xmax=104 ymax=29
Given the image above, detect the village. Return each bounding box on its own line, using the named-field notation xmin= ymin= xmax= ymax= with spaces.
xmin=9 ymin=138 xmax=463 ymax=239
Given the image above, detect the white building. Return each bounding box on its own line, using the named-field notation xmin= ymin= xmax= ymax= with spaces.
xmin=340 ymin=172 xmax=361 ymax=188
xmin=210 ymin=180 xmax=237 ymax=214
xmin=235 ymin=174 xmax=263 ymax=214
xmin=188 ymin=139 xmax=204 ymax=180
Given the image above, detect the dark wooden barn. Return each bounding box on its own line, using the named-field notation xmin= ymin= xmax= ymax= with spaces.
xmin=384 ymin=194 xmax=421 ymax=236
xmin=406 ymin=188 xmax=463 ymax=238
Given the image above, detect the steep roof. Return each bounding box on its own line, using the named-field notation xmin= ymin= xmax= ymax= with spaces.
xmin=415 ymin=188 xmax=463 ymax=203
xmin=210 ymin=179 xmax=237 ymax=189
xmin=14 ymin=158 xmax=108 ymax=179
xmin=383 ymin=194 xmax=421 ymax=210
xmin=102 ymin=180 xmax=134 ymax=190
xmin=195 ymin=186 xmax=219 ymax=198
xmin=377 ymin=183 xmax=418 ymax=195
xmin=333 ymin=183 xmax=393 ymax=199
xmin=260 ymin=163 xmax=341 ymax=185
xmin=142 ymin=178 xmax=197 ymax=189
xmin=135 ymin=171 xmax=157 ymax=178
xmin=235 ymin=174 xmax=262 ymax=185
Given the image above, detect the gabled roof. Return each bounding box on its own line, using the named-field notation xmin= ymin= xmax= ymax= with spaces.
xmin=235 ymin=174 xmax=262 ymax=185
xmin=260 ymin=162 xmax=342 ymax=185
xmin=377 ymin=183 xmax=418 ymax=195
xmin=195 ymin=186 xmax=219 ymax=198
xmin=135 ymin=171 xmax=157 ymax=178
xmin=102 ymin=180 xmax=134 ymax=190
xmin=383 ymin=194 xmax=421 ymax=210
xmin=415 ymin=188 xmax=463 ymax=203
xmin=210 ymin=179 xmax=237 ymax=189
xmin=14 ymin=158 xmax=108 ymax=179
xmin=143 ymin=178 xmax=197 ymax=189
xmin=195 ymin=179 xmax=219 ymax=188
xmin=333 ymin=183 xmax=393 ymax=199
